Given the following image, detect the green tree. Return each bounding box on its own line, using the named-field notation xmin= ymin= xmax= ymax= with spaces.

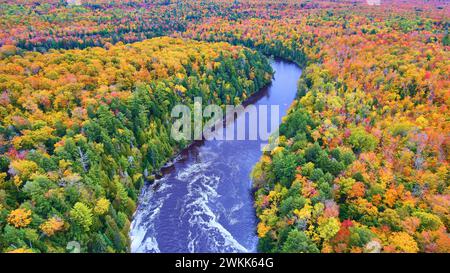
xmin=318 ymin=218 xmax=341 ymax=241
xmin=281 ymin=229 xmax=319 ymax=253
xmin=347 ymin=127 xmax=378 ymax=153
xmin=413 ymin=211 xmax=444 ymax=231
xmin=70 ymin=202 xmax=93 ymax=232
xmin=272 ymin=153 xmax=298 ymax=187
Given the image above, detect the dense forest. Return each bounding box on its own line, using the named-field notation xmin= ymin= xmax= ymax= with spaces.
xmin=0 ymin=36 xmax=272 ymax=252
xmin=0 ymin=0 xmax=448 ymax=252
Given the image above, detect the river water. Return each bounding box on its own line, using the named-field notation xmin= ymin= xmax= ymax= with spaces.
xmin=130 ymin=60 xmax=302 ymax=253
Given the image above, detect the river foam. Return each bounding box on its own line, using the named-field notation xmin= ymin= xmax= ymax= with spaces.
xmin=130 ymin=60 xmax=303 ymax=253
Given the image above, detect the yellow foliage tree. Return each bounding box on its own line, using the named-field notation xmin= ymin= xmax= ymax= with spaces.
xmin=7 ymin=248 xmax=33 ymax=253
xmin=8 ymin=208 xmax=32 ymax=228
xmin=9 ymin=160 xmax=39 ymax=183
xmin=40 ymin=217 xmax=65 ymax=236
xmin=388 ymin=232 xmax=419 ymax=253
xmin=94 ymin=198 xmax=111 ymax=215
xmin=257 ymin=222 xmax=271 ymax=238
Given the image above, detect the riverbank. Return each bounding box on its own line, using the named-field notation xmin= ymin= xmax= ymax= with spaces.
xmin=130 ymin=60 xmax=303 ymax=253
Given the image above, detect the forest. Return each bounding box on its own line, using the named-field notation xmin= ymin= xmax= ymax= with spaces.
xmin=0 ymin=0 xmax=448 ymax=253
xmin=0 ymin=36 xmax=272 ymax=252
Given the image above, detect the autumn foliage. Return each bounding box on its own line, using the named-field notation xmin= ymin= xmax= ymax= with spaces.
xmin=0 ymin=36 xmax=271 ymax=252
xmin=0 ymin=0 xmax=448 ymax=253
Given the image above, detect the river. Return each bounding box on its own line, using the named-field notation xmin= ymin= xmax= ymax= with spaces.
xmin=130 ymin=60 xmax=302 ymax=253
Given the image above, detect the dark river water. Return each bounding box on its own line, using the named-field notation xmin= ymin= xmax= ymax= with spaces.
xmin=130 ymin=60 xmax=302 ymax=253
